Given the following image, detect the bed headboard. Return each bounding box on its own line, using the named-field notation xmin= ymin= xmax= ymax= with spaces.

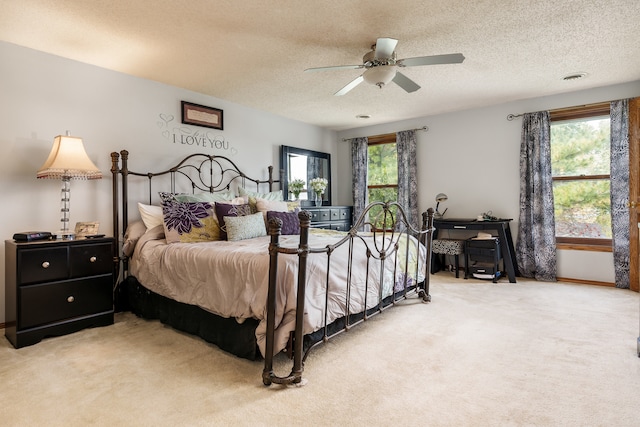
xmin=110 ymin=149 xmax=281 ymax=277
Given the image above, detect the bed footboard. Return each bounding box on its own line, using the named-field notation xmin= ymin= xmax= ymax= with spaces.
xmin=262 ymin=203 xmax=434 ymax=386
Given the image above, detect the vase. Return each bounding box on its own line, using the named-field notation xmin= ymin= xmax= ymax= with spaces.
xmin=314 ymin=192 xmax=322 ymax=207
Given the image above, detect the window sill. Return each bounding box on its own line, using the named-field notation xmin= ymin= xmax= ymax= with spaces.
xmin=556 ymin=242 xmax=612 ymax=252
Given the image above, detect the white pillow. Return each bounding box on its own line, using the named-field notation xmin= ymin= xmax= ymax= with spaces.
xmin=138 ymin=202 xmax=164 ymax=229
xmin=172 ymin=191 xmax=236 ymax=203
xmin=255 ymin=197 xmax=289 ymax=213
xmin=224 ymin=212 xmax=267 ymax=241
xmin=238 ymin=187 xmax=283 ymax=201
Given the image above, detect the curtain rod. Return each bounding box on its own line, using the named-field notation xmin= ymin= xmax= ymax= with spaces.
xmin=506 ymin=100 xmax=620 ymax=121
xmin=341 ymin=125 xmax=429 ymax=142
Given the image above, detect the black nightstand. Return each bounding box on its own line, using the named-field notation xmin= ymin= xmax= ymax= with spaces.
xmin=4 ymin=237 xmax=115 ymax=348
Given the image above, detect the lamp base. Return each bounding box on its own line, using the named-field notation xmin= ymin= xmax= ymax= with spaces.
xmin=55 ymin=230 xmax=76 ymax=240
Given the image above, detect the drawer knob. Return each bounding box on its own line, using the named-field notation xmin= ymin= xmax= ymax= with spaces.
xmin=67 ymin=296 xmax=75 ymax=303
xmin=89 ymin=256 xmax=97 ymax=263
xmin=42 ymin=261 xmax=50 ymax=268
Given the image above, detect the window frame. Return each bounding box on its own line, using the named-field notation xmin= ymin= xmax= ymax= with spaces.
xmin=367 ymin=133 xmax=398 ymax=195
xmin=366 ymin=133 xmax=398 ymax=231
xmin=550 ymin=103 xmax=612 ymax=251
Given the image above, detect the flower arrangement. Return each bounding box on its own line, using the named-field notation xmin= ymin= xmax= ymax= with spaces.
xmin=309 ymin=177 xmax=328 ymax=195
xmin=289 ymin=178 xmax=305 ymax=199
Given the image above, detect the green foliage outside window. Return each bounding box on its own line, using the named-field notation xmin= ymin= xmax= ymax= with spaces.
xmin=367 ymin=143 xmax=398 ymax=229
xmin=550 ymin=118 xmax=611 ymax=239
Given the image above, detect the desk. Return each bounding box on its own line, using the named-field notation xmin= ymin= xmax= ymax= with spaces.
xmin=433 ymin=219 xmax=519 ymax=283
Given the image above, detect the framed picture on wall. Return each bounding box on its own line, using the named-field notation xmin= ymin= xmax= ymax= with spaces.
xmin=181 ymin=101 xmax=224 ymax=130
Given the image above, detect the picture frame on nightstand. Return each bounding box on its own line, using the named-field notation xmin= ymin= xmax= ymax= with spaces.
xmin=75 ymin=221 xmax=99 ymax=237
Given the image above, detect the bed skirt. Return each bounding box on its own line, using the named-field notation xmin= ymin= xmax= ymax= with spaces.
xmin=116 ymin=276 xmax=261 ymax=360
xmin=115 ymin=277 xmax=425 ymax=362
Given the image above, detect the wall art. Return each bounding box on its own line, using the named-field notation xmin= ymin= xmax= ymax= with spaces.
xmin=181 ymin=101 xmax=223 ymax=130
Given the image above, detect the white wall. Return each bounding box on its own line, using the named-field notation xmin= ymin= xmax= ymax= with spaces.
xmin=0 ymin=41 xmax=338 ymax=323
xmin=337 ymin=80 xmax=640 ymax=284
xmin=2 ymin=40 xmax=637 ymax=324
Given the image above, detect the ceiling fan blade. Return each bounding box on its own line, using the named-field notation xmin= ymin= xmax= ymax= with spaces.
xmin=398 ymin=53 xmax=465 ymax=67
xmin=392 ymin=72 xmax=421 ymax=93
xmin=375 ymin=37 xmax=398 ymax=59
xmin=305 ymin=64 xmax=363 ymax=72
xmin=334 ymin=75 xmax=364 ymax=96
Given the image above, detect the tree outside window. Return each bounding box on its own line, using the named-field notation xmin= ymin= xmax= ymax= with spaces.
xmin=367 ymin=136 xmax=397 ymax=229
xmin=550 ymin=107 xmax=612 ymax=247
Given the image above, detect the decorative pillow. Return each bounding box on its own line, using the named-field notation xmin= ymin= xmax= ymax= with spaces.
xmin=224 ymin=212 xmax=267 ymax=241
xmin=238 ymin=187 xmax=283 ymax=213
xmin=122 ymin=220 xmax=147 ymax=257
xmin=215 ymin=202 xmax=252 ymax=240
xmin=161 ymin=200 xmax=220 ymax=243
xmin=138 ymin=203 xmax=164 ymax=229
xmin=266 ymin=211 xmax=300 ymax=235
xmin=256 ymin=197 xmax=289 ymax=215
xmin=286 ymin=201 xmax=301 ymax=212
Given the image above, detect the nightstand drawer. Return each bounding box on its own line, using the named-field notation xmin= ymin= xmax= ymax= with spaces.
xmin=19 ymin=247 xmax=68 ymax=285
xmin=70 ymin=242 xmax=113 ymax=277
xmin=19 ymin=275 xmax=113 ymax=329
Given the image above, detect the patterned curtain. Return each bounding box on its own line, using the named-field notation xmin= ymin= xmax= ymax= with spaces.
xmin=351 ymin=137 xmax=368 ymax=228
xmin=516 ymin=111 xmax=557 ymax=281
xmin=610 ymin=99 xmax=630 ymax=289
xmin=396 ymin=130 xmax=419 ymax=229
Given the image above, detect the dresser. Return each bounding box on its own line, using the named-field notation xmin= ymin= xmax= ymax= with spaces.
xmin=304 ymin=206 xmax=353 ymax=231
xmin=5 ymin=237 xmax=115 ymax=348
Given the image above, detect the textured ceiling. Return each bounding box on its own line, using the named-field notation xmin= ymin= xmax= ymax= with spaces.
xmin=2 ymin=0 xmax=640 ymax=131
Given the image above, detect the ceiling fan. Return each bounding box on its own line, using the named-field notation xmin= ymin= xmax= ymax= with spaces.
xmin=305 ymin=37 xmax=465 ymax=96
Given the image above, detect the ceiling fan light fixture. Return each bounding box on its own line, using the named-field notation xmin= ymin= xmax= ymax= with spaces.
xmin=363 ymin=65 xmax=396 ymax=88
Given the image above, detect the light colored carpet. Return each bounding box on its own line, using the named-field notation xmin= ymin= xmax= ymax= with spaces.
xmin=1 ymin=273 xmax=638 ymax=427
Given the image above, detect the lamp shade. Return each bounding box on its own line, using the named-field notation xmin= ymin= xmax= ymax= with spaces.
xmin=363 ymin=65 xmax=396 ymax=87
xmin=435 ymin=193 xmax=448 ymax=203
xmin=37 ymin=134 xmax=102 ymax=180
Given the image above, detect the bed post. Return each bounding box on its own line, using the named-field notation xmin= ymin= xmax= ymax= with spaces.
xmin=119 ymin=150 xmax=130 ymax=276
xmin=111 ymin=151 xmax=121 ymax=285
xmin=290 ymin=210 xmax=311 ymax=382
xmin=420 ymin=208 xmax=435 ymax=302
xmin=263 ymin=211 xmax=311 ymax=386
xmin=263 ymin=217 xmax=283 ymax=386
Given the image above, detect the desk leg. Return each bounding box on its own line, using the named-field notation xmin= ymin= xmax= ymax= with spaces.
xmin=496 ymin=225 xmax=517 ymax=283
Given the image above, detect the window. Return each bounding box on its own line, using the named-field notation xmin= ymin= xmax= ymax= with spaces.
xmin=367 ymin=134 xmax=397 ymax=229
xmin=550 ymin=103 xmax=612 ymax=249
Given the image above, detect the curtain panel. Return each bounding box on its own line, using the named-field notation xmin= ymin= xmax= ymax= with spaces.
xmin=610 ymin=99 xmax=630 ymax=289
xmin=516 ymin=111 xmax=557 ymax=281
xmin=351 ymin=137 xmax=368 ymax=228
xmin=396 ymin=130 xmax=419 ymax=229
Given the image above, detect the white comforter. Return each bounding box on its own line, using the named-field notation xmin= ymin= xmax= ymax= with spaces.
xmin=131 ymin=227 xmax=427 ymax=356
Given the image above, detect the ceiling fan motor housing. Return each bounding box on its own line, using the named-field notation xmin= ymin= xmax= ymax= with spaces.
xmin=362 ymin=49 xmax=397 ymax=87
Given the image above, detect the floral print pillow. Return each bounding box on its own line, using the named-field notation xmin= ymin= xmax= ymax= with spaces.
xmin=161 ymin=200 xmax=221 ymax=243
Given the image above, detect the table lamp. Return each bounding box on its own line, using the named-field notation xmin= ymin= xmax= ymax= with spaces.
xmin=37 ymin=132 xmax=102 ymax=239
xmin=434 ymin=193 xmax=448 ymax=219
